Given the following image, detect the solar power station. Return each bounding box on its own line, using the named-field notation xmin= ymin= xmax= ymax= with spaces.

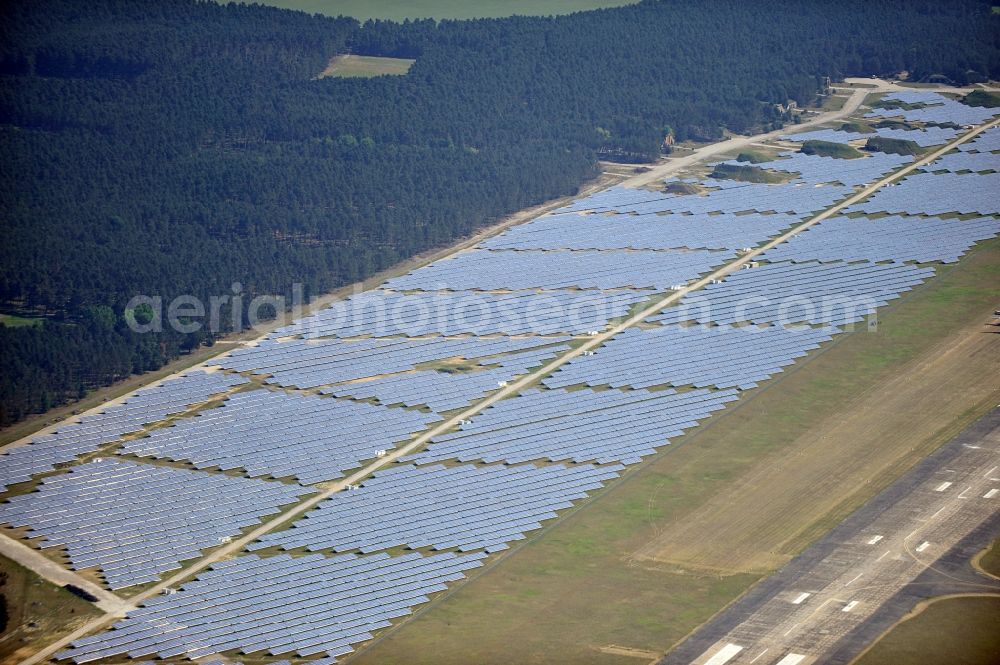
xmin=6 ymin=87 xmax=997 ymax=664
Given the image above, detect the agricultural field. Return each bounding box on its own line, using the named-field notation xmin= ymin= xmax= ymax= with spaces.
xmin=2 ymin=86 xmax=999 ymax=665
xmin=319 ymin=54 xmax=415 ymax=78
xmin=232 ymin=0 xmax=638 ymax=21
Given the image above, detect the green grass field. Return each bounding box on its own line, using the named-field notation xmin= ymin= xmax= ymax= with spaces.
xmin=0 ymin=314 xmax=43 ymax=328
xmin=800 ymin=139 xmax=865 ymax=158
xmin=854 ymin=596 xmax=1000 ymax=665
xmin=0 ymin=557 xmax=103 ymax=663
xmin=978 ymin=537 xmax=1000 ymax=578
xmin=349 ymin=238 xmax=1000 ymax=664
xmin=229 ymin=1 xmax=637 ymax=21
xmin=319 ymin=55 xmax=415 ymax=78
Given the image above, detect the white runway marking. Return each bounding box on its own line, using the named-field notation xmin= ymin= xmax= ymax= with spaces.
xmin=783 ymin=623 xmax=800 ymax=637
xmin=842 ymin=601 xmax=859 ymax=613
xmin=875 ymin=550 xmax=891 ymax=562
xmin=983 ymin=488 xmax=998 ymax=498
xmin=934 ymin=481 xmax=952 ymax=492
xmin=702 ymin=643 xmax=743 ymax=665
xmin=866 ymin=535 xmax=883 ymax=545
xmin=985 ymin=465 xmax=998 ymax=478
xmin=957 ymin=486 xmax=972 ymax=499
xmin=845 ymin=573 xmax=863 ymax=586
xmin=748 ymin=648 xmax=769 ymax=664
xmin=775 ymin=654 xmax=807 ymax=665
xmin=930 ymin=506 xmax=946 ymax=519
xmin=915 ymin=541 xmax=931 ymax=553
xmin=791 ymin=592 xmax=811 ymax=605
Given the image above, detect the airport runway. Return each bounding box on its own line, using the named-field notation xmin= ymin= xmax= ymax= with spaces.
xmin=661 ymin=407 xmax=1000 ymax=665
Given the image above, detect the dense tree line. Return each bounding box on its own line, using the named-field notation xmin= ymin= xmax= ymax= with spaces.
xmin=0 ymin=0 xmax=997 ymax=426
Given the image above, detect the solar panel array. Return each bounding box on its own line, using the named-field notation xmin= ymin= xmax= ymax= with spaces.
xmin=544 ymin=324 xmax=836 ymax=391
xmin=780 ymin=126 xmax=959 ymax=147
xmin=653 ymin=260 xmax=935 ymax=327
xmin=846 ymin=172 xmax=1000 ymax=216
xmin=59 ymin=551 xmax=487 ymax=662
xmin=0 ymin=459 xmax=310 ymax=589
xmin=0 ymin=371 xmax=246 ymax=491
xmin=927 ymin=149 xmax=1000 ymax=173
xmin=761 ymin=214 xmax=1000 ymax=264
xmin=250 ymin=462 xmax=623 ymax=555
xmin=271 ymin=289 xmax=650 ymax=338
xmin=321 ymin=367 xmax=518 ymax=412
xmin=479 ymin=211 xmax=799 ymax=251
xmin=383 ymin=248 xmax=729 ymax=291
xmin=121 ymin=390 xmax=439 ymax=485
xmin=871 ymin=126 xmax=961 ymax=147
xmin=779 ymin=128 xmax=869 ymax=144
xmin=213 ymin=336 xmax=567 ymax=390
xmin=957 ymin=126 xmax=1000 ymax=153
xmin=559 ymin=181 xmax=852 ymax=217
xmin=864 ymin=92 xmax=998 ymax=126
xmin=48 ymin=86 xmax=997 ymax=665
xmin=721 ymin=151 xmax=912 ymax=186
xmin=407 ymin=386 xmax=739 ymax=466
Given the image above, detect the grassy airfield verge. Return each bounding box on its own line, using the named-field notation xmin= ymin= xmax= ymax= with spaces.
xmin=348 ymin=237 xmax=1000 ymax=664
xmin=852 ymin=594 xmax=1000 ymax=665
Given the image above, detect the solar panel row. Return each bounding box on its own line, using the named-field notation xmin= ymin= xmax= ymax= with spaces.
xmin=271 ymin=289 xmax=650 ymax=338
xmin=0 ymin=371 xmax=247 ymax=491
xmin=926 ymin=149 xmax=1000 ymax=174
xmin=653 ymin=260 xmax=935 ymax=327
xmin=558 ymin=181 xmax=851 ymax=217
xmin=845 ymin=172 xmax=1000 ymax=216
xmin=121 ymin=389 xmax=439 ymax=485
xmin=761 ymin=214 xmax=1000 ymax=264
xmin=864 ymin=92 xmax=998 ymax=126
xmin=957 ymin=126 xmax=1000 ymax=153
xmin=407 ymin=386 xmax=739 ymax=466
xmin=0 ymin=458 xmax=310 ymax=589
xmin=249 ymin=462 xmax=623 ymax=555
xmin=722 ymin=151 xmax=912 ymax=187
xmin=479 ymin=211 xmax=799 ymax=252
xmin=213 ymin=336 xmax=567 ymax=390
xmin=321 ymin=367 xmax=519 ymax=412
xmin=382 ymin=248 xmax=730 ymax=292
xmin=543 ymin=324 xmax=837 ymax=392
xmin=59 ymin=551 xmax=487 ymax=662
